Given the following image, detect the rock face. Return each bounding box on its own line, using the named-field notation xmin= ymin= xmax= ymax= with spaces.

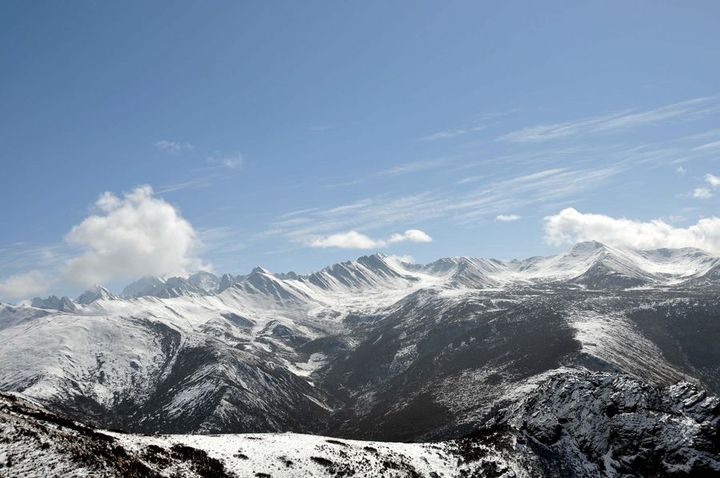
xmin=504 ymin=372 xmax=720 ymax=477
xmin=30 ymin=295 xmax=76 ymax=312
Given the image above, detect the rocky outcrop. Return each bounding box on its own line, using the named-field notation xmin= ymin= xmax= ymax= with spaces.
xmin=501 ymin=372 xmax=720 ymax=477
xmin=30 ymin=295 xmax=76 ymax=312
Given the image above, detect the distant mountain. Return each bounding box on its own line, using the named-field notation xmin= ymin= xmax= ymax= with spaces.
xmin=217 ymin=272 xmax=243 ymax=292
xmin=303 ymin=253 xmax=419 ymax=291
xmin=76 ymin=285 xmax=115 ymax=304
xmin=58 ymin=241 xmax=720 ymax=305
xmin=186 ymin=270 xmax=220 ymax=293
xmin=120 ymin=276 xmax=167 ymax=298
xmin=121 ymin=272 xmax=221 ymax=299
xmin=30 ymin=295 xmax=76 ymax=312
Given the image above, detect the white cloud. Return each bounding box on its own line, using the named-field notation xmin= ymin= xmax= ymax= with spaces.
xmin=544 ymin=207 xmax=720 ymax=254
xmin=208 ymin=153 xmax=243 ymax=169
xmin=154 ymin=140 xmax=194 ymax=153
xmin=705 ymin=173 xmax=720 ymax=188
xmin=694 ymin=187 xmax=713 ymax=199
xmin=0 ymin=270 xmax=49 ymax=300
xmin=310 ymin=231 xmax=381 ymax=249
xmin=495 ymin=214 xmax=521 ymax=222
xmin=388 ymin=254 xmax=415 ymax=264
xmin=388 ymin=229 xmax=433 ymax=244
xmin=499 ymin=97 xmax=716 ymax=143
xmin=690 ymin=173 xmax=720 ymax=199
xmin=64 ymin=185 xmax=206 ymax=286
xmin=676 ymin=166 xmax=686 ymax=175
xmin=309 ymin=229 xmax=432 ymax=249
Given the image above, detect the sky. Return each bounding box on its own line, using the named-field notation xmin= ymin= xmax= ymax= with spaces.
xmin=2 ymin=1 xmax=720 ymax=301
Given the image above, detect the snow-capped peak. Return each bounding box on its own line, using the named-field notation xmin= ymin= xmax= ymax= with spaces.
xmin=250 ymin=266 xmax=273 ymax=275
xmin=33 ymin=243 xmax=720 ymax=306
xmin=76 ymin=285 xmax=115 ymax=305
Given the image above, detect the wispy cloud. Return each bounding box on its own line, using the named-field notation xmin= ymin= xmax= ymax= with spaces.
xmin=0 ymin=243 xmax=73 ymax=299
xmin=0 ymin=270 xmax=50 ymax=300
xmin=328 ymin=157 xmax=456 ymax=187
xmin=308 ymin=229 xmax=432 ymax=249
xmin=0 ymin=243 xmax=70 ymax=272
xmin=495 ymin=214 xmax=521 ymax=222
xmin=420 ymin=125 xmax=486 ymax=141
xmin=156 ymin=176 xmax=215 ymax=194
xmin=693 ymin=140 xmax=720 ymax=152
xmin=693 ymin=187 xmax=712 ymax=199
xmin=691 ymin=173 xmax=720 ymax=199
xmin=499 ymin=97 xmax=718 ymax=143
xmin=154 ymin=139 xmax=194 ymax=153
xmin=377 ymin=158 xmax=455 ymax=177
xmin=197 ymin=226 xmax=246 ymax=255
xmin=207 ymin=153 xmax=244 ymax=170
xmin=265 ymin=164 xmax=621 ymax=245
xmin=420 ymin=110 xmax=516 ymax=141
xmin=457 ymin=175 xmax=486 ymax=185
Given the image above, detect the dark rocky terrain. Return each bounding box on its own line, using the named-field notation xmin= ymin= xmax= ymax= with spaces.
xmin=2 ymin=370 xmax=718 ymax=477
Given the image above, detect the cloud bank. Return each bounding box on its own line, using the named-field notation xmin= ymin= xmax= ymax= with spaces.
xmin=0 ymin=271 xmax=49 ymax=300
xmin=544 ymin=208 xmax=720 ymax=254
xmin=309 ymin=229 xmax=432 ymax=249
xmin=64 ymin=185 xmax=205 ymax=286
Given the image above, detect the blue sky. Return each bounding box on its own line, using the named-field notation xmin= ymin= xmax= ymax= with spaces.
xmin=2 ymin=1 xmax=720 ymax=300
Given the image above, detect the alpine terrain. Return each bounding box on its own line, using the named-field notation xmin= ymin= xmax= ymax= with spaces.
xmin=1 ymin=242 xmax=719 ymax=477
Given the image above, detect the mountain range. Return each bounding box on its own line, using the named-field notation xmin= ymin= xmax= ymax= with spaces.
xmin=1 ymin=241 xmax=720 ymax=476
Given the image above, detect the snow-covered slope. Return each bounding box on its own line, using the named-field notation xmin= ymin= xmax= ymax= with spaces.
xmin=0 ymin=391 xmax=529 ymax=478
xmin=1 ymin=243 xmax=720 ymax=441
xmin=499 ymin=241 xmax=719 ymax=287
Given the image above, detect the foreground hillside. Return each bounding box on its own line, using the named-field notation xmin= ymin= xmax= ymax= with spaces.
xmin=2 ymin=369 xmax=719 ymax=477
xmin=0 ymin=391 xmax=522 ymax=477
